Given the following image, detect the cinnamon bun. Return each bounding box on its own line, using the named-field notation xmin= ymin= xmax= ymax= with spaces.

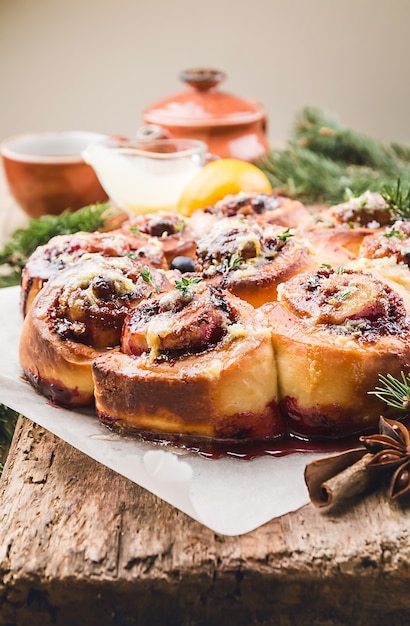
xmin=19 ymin=254 xmax=173 ymax=407
xmin=264 ymin=267 xmax=410 ymax=439
xmin=20 ymin=229 xmax=167 ymax=317
xmin=194 ymin=217 xmax=314 ymax=307
xmin=93 ymin=283 xmax=283 ymax=442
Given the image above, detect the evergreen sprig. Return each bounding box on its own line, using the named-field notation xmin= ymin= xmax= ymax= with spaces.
xmin=257 ymin=143 xmax=383 ymax=204
xmin=381 ymin=178 xmax=410 ymax=220
xmin=293 ymin=106 xmax=410 ymax=174
xmin=370 ymin=372 xmax=410 ymax=411
xmin=256 ymin=106 xmax=410 ymax=205
xmin=0 ymin=202 xmax=117 ymax=287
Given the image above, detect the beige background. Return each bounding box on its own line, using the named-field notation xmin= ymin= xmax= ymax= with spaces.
xmin=0 ymin=0 xmax=409 ymax=147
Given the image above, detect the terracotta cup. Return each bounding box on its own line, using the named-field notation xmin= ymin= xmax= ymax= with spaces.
xmin=0 ymin=131 xmax=109 ymax=219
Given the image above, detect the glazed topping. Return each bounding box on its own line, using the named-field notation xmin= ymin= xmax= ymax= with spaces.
xmin=316 ymin=191 xmax=394 ymax=228
xmin=49 ymin=256 xmax=170 ymax=348
xmin=126 ymin=238 xmax=167 ymax=268
xmin=127 ymin=213 xmax=185 ymax=239
xmin=279 ymin=267 xmax=409 ymax=341
xmin=195 ymin=217 xmax=293 ymax=277
xmin=121 ymin=284 xmax=241 ymax=361
xmin=24 ymin=230 xmax=167 ymax=280
xmin=360 ymin=219 xmax=410 ymax=266
xmin=205 ymin=192 xmax=282 ymax=218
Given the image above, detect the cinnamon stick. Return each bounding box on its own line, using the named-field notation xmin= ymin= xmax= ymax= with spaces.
xmin=304 ymin=448 xmax=375 ymax=508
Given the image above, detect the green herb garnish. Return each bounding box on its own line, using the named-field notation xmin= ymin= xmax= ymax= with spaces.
xmin=277 ymin=228 xmax=294 ymax=243
xmin=139 ymin=268 xmax=160 ymax=293
xmin=175 ymin=276 xmax=202 ymax=297
xmin=384 ymin=228 xmax=405 ymax=239
xmin=224 ymin=254 xmax=243 ymax=273
xmin=129 ymin=224 xmax=149 ymax=238
xmin=340 ymin=289 xmax=352 ymax=300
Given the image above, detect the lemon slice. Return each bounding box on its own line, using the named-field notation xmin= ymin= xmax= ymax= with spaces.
xmin=177 ymin=158 xmax=273 ymax=217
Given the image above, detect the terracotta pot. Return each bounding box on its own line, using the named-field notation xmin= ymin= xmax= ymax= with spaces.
xmin=141 ymin=69 xmax=269 ymax=162
xmin=1 ymin=131 xmax=109 ymax=219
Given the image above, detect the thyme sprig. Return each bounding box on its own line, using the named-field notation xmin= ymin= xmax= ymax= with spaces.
xmin=175 ymin=276 xmax=202 ymax=297
xmin=277 ymin=228 xmax=294 ymax=243
xmin=223 ymin=254 xmax=243 ymax=273
xmin=139 ymin=268 xmax=160 ymax=293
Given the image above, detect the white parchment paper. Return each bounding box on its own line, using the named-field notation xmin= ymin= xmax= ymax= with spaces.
xmin=0 ymin=286 xmax=321 ymax=535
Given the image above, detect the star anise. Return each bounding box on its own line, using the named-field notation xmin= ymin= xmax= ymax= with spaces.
xmin=360 ymin=416 xmax=410 ymax=499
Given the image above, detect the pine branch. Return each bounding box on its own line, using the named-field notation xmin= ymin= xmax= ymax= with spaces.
xmin=293 ymin=106 xmax=410 ymax=174
xmin=0 ymin=202 xmax=123 ymax=288
xmin=256 ymin=107 xmax=410 ymax=205
xmin=257 ymin=143 xmax=404 ymax=205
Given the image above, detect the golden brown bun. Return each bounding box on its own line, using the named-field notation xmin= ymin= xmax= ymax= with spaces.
xmin=93 ymin=284 xmax=284 ymax=442
xmin=263 ymin=267 xmax=410 ymax=439
xmin=20 ymin=230 xmax=167 ymax=317
xmin=195 ymin=217 xmax=315 ymax=307
xmin=359 ymin=219 xmax=410 ymax=265
xmin=19 ymin=254 xmax=173 ymax=407
xmin=301 ymin=191 xmax=396 ymax=264
xmin=310 ymin=191 xmax=394 ymax=229
xmin=202 ymin=192 xmax=311 ymax=226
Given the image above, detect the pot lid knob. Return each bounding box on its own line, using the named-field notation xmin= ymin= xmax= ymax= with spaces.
xmin=179 ymin=68 xmax=226 ymax=91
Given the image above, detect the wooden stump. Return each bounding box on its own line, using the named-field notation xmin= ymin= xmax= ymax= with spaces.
xmin=1 ymin=416 xmax=410 ymax=625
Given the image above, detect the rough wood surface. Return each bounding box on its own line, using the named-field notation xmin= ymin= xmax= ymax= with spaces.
xmin=1 ymin=417 xmax=410 ymax=625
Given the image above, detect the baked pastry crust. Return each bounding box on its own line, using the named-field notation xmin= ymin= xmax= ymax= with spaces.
xmin=19 ymin=254 xmax=173 ymax=407
xmin=93 ymin=284 xmax=283 ymax=442
xmin=17 ymin=188 xmax=410 ymax=447
xmin=264 ymin=267 xmax=410 ymax=439
xmin=195 ymin=217 xmax=315 ymax=307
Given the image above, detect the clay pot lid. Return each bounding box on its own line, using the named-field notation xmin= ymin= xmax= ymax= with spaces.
xmin=143 ymin=68 xmax=266 ymax=128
